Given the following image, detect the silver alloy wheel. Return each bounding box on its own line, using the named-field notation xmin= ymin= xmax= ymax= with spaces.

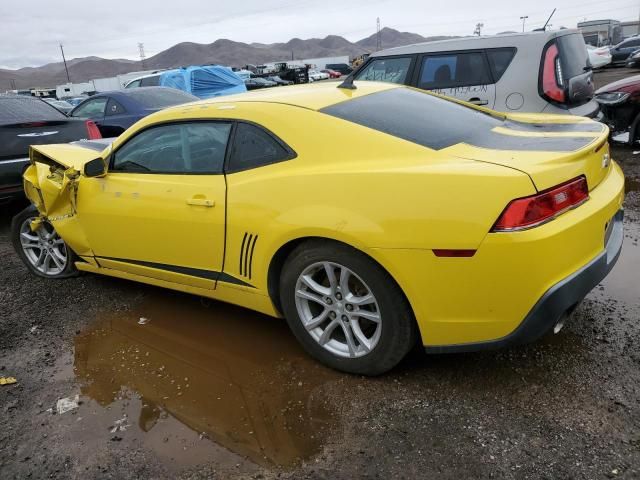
xmin=294 ymin=261 xmax=382 ymax=358
xmin=19 ymin=218 xmax=68 ymax=276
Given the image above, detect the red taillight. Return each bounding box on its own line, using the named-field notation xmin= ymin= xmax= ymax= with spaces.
xmin=85 ymin=120 xmax=102 ymax=140
xmin=541 ymin=43 xmax=565 ymax=103
xmin=492 ymin=176 xmax=589 ymax=232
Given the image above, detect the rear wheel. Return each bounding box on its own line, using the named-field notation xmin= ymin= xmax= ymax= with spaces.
xmin=11 ymin=206 xmax=78 ymax=278
xmin=280 ymin=241 xmax=417 ymax=375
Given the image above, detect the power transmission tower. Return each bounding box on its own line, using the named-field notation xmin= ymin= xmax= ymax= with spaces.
xmin=138 ymin=43 xmax=147 ymax=70
xmin=59 ymin=44 xmax=71 ymax=83
xmin=376 ymin=17 xmax=381 ymax=50
xmin=473 ymin=23 xmax=483 ymax=36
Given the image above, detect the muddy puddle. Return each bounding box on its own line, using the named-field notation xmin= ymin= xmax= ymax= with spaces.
xmin=599 ymin=219 xmax=640 ymax=306
xmin=67 ymin=293 xmax=341 ymax=472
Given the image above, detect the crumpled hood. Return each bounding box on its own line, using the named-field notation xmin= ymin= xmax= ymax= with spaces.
xmin=595 ymin=74 xmax=640 ymax=94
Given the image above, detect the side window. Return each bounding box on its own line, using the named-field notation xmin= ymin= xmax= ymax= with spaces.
xmin=106 ymin=98 xmax=127 ymax=116
xmin=354 ymin=57 xmax=412 ymax=84
xmin=140 ymin=75 xmax=160 ymax=87
xmin=228 ymin=123 xmax=292 ymax=173
xmin=418 ymin=52 xmax=492 ymax=89
xmin=71 ymin=97 xmax=108 ymax=118
xmin=126 ymin=80 xmax=141 ymax=88
xmin=111 ymin=122 xmax=231 ymax=174
xmin=486 ymin=48 xmax=516 ymax=82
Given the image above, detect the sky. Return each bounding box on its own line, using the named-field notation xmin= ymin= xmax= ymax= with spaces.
xmin=0 ymin=0 xmax=637 ymax=69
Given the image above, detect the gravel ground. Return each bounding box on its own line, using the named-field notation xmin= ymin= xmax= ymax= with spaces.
xmin=1 ymin=69 xmax=639 ymax=480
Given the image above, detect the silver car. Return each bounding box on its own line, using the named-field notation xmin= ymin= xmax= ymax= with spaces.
xmin=352 ymin=30 xmax=598 ymax=117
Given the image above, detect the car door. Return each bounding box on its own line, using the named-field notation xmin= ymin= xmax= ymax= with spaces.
xmin=76 ymin=121 xmax=231 ymax=289
xmin=413 ymin=51 xmax=496 ymax=108
xmin=70 ymin=97 xmax=108 ymax=127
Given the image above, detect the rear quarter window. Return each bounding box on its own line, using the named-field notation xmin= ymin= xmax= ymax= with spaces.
xmin=486 ymin=48 xmax=516 ymax=82
xmin=321 ymin=88 xmax=503 ymax=150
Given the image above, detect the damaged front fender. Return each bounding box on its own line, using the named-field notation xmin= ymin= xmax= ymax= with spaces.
xmin=23 ymin=145 xmax=103 ymax=258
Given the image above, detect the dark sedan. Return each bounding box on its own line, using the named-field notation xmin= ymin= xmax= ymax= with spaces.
xmin=610 ymin=36 xmax=640 ymax=65
xmin=0 ymin=95 xmax=101 ymax=204
xmin=68 ymin=87 xmax=198 ymax=138
xmin=595 ymin=74 xmax=640 ymax=144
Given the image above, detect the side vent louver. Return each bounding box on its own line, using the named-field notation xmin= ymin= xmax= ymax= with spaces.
xmin=239 ymin=233 xmax=258 ymax=279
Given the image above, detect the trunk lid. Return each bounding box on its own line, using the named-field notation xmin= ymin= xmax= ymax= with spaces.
xmin=0 ymin=120 xmax=92 ymax=161
xmin=444 ymin=113 xmax=611 ymax=192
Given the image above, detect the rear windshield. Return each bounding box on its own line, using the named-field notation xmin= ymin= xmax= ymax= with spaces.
xmin=321 ymin=88 xmax=503 ymax=150
xmin=0 ymin=96 xmax=67 ymax=124
xmin=125 ymin=88 xmax=198 ymax=108
xmin=557 ymin=33 xmax=590 ymax=78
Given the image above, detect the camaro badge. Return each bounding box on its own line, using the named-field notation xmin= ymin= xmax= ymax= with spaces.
xmin=602 ymin=153 xmax=610 ymax=168
xmin=17 ymin=131 xmax=59 ymax=137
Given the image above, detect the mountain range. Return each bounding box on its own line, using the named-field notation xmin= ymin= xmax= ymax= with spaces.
xmin=0 ymin=28 xmax=455 ymax=89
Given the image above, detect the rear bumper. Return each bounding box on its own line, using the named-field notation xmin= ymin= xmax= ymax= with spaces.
xmin=425 ymin=209 xmax=623 ymax=353
xmin=369 ymin=161 xmax=625 ymax=350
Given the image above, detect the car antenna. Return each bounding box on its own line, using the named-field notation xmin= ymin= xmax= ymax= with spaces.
xmin=337 ymin=75 xmax=356 ymax=90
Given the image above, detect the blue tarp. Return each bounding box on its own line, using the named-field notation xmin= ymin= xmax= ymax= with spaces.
xmin=159 ymin=66 xmax=246 ymax=99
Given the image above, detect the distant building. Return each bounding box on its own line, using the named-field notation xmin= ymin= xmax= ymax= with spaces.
xmin=577 ymin=19 xmax=623 ymax=46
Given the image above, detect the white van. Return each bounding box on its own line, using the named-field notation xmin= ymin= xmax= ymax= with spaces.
xmin=352 ymin=30 xmax=598 ymax=117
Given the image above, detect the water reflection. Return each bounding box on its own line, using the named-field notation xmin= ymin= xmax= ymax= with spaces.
xmin=74 ymin=292 xmax=339 ymax=468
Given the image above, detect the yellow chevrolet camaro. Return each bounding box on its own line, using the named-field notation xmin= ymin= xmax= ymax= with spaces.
xmin=12 ymin=81 xmax=624 ymax=375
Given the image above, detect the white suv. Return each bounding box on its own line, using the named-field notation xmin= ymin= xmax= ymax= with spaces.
xmin=352 ymin=30 xmax=598 ymax=117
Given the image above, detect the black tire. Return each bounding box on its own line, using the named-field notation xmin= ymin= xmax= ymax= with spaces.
xmin=280 ymin=240 xmax=417 ymax=376
xmin=11 ymin=205 xmax=79 ymax=279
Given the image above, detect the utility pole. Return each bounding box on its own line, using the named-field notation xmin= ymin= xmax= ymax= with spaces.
xmin=10 ymin=79 xmax=16 ymax=90
xmin=473 ymin=23 xmax=483 ymax=36
xmin=59 ymin=44 xmax=71 ymax=83
xmin=520 ymin=15 xmax=529 ymax=32
xmin=138 ymin=43 xmax=147 ymax=70
xmin=376 ymin=17 xmax=381 ymax=51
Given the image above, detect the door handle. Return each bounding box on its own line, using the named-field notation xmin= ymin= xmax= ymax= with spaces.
xmin=186 ymin=197 xmax=215 ymax=207
xmin=468 ymin=98 xmax=488 ymax=106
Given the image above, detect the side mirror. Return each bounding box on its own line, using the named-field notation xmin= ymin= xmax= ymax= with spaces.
xmin=84 ymin=158 xmax=107 ymax=178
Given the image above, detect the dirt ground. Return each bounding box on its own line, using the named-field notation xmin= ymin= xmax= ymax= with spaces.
xmin=1 ymin=69 xmax=640 ymax=480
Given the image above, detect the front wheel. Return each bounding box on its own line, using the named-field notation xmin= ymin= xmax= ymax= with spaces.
xmin=280 ymin=241 xmax=417 ymax=376
xmin=11 ymin=206 xmax=78 ymax=279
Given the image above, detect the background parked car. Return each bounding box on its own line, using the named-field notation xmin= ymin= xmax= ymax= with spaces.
xmin=586 ymin=44 xmax=612 ymax=69
xmin=325 ymin=63 xmax=353 ymax=75
xmin=68 ymin=87 xmax=197 ymax=138
xmin=595 ymin=74 xmax=640 ymax=144
xmin=42 ymin=98 xmax=74 ymax=115
xmin=352 ymin=29 xmax=598 ymax=117
xmin=309 ymin=70 xmax=329 ymax=81
xmin=0 ymin=95 xmax=101 ymax=204
xmin=609 ymin=36 xmax=640 ymax=65
xmin=244 ymin=77 xmax=278 ymax=90
xmin=125 ymin=66 xmax=246 ymax=99
xmin=626 ymin=50 xmax=640 ymax=68
xmin=266 ymin=75 xmax=293 ymax=86
xmin=321 ymin=69 xmax=342 ymax=78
